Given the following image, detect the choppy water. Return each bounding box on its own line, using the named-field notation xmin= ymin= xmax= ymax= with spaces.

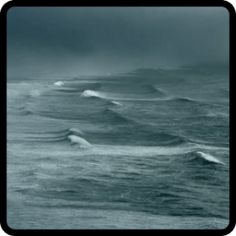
xmin=7 ymin=67 xmax=229 ymax=229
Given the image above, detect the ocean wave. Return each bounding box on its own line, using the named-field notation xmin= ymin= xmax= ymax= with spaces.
xmin=54 ymin=87 xmax=79 ymax=93
xmin=98 ymin=82 xmax=166 ymax=95
xmin=61 ymin=81 xmax=101 ymax=93
xmin=173 ymin=97 xmax=200 ymax=103
xmin=64 ymin=80 xmax=168 ymax=99
xmin=68 ymin=135 xmax=91 ymax=147
xmin=193 ymin=151 xmax=225 ymax=165
xmin=184 ymin=150 xmax=225 ymax=166
xmin=80 ymin=89 xmax=168 ymax=102
xmin=29 ymin=104 xmax=135 ymax=124
xmin=84 ymin=129 xmax=188 ymax=146
xmin=13 ymin=142 xmax=196 ymax=157
xmin=10 ymin=129 xmax=227 ymax=166
xmin=81 ymin=90 xmax=107 ymax=99
xmin=148 ymin=85 xmax=168 ymax=96
xmin=74 ymin=144 xmax=226 ymax=168
xmin=18 ymin=128 xmax=85 ymax=143
xmin=79 ymin=89 xmax=203 ymax=105
xmin=69 ymin=128 xmax=84 ymax=135
xmin=110 ymin=101 xmax=122 ymax=106
xmin=79 ymin=143 xmax=196 ymax=157
xmin=53 ymin=81 xmax=64 ymax=86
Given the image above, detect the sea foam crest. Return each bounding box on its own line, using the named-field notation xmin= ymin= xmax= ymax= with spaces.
xmin=195 ymin=151 xmax=224 ymax=165
xmin=81 ymin=90 xmax=104 ymax=98
xmin=54 ymin=81 xmax=64 ymax=86
xmin=67 ymin=135 xmax=91 ymax=147
xmin=111 ymin=101 xmax=122 ymax=106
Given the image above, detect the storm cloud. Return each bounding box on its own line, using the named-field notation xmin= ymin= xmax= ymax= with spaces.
xmin=7 ymin=7 xmax=229 ymax=76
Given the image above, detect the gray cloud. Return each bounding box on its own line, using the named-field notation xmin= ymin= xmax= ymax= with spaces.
xmin=7 ymin=7 xmax=229 ymax=76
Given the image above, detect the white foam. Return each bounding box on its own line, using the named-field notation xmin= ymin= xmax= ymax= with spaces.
xmin=81 ymin=90 xmax=105 ymax=98
xmin=54 ymin=81 xmax=64 ymax=86
xmin=67 ymin=135 xmax=91 ymax=147
xmin=196 ymin=151 xmax=224 ymax=165
xmin=111 ymin=101 xmax=122 ymax=106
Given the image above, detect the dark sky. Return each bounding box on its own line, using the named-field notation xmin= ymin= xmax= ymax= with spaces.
xmin=7 ymin=7 xmax=229 ymax=76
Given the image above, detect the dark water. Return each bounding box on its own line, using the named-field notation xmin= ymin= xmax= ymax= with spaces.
xmin=7 ymin=67 xmax=229 ymax=229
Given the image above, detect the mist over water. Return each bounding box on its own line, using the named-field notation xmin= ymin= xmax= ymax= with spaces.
xmin=7 ymin=7 xmax=229 ymax=229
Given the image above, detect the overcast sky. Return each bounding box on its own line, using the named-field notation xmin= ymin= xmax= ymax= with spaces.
xmin=7 ymin=7 xmax=229 ymax=76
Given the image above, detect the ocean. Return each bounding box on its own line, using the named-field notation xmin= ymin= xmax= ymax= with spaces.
xmin=7 ymin=66 xmax=229 ymax=229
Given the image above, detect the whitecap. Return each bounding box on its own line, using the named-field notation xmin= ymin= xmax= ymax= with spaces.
xmin=111 ymin=101 xmax=122 ymax=106
xmin=80 ymin=90 xmax=105 ymax=98
xmin=67 ymin=135 xmax=91 ymax=147
xmin=195 ymin=151 xmax=225 ymax=165
xmin=54 ymin=81 xmax=64 ymax=86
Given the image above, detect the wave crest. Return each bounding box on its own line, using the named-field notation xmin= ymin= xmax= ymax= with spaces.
xmin=54 ymin=81 xmax=64 ymax=86
xmin=194 ymin=151 xmax=225 ymax=165
xmin=67 ymin=135 xmax=91 ymax=147
xmin=81 ymin=90 xmax=105 ymax=98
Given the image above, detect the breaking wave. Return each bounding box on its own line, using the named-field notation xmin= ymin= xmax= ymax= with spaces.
xmin=194 ymin=151 xmax=225 ymax=165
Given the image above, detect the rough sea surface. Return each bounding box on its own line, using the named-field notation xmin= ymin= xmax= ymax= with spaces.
xmin=7 ymin=66 xmax=229 ymax=229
